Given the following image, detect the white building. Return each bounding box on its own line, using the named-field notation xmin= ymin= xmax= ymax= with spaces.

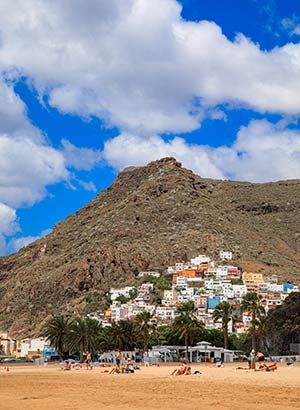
xmin=137 ymin=271 xmax=161 ymax=278
xmin=216 ymin=266 xmax=228 ymax=279
xmin=176 ymin=276 xmax=189 ymax=289
xmin=266 ymin=283 xmax=284 ymax=293
xmin=20 ymin=338 xmax=50 ymax=357
xmin=242 ymin=312 xmax=252 ymax=329
xmin=0 ymin=333 xmax=16 ymax=356
xmin=177 ymin=288 xmax=195 ymax=303
xmin=111 ymin=304 xmax=129 ymax=321
xmin=219 ymin=251 xmax=232 ymax=260
xmin=155 ymin=306 xmax=176 ymax=321
xmin=139 ymin=283 xmax=154 ymax=292
xmin=190 ymin=255 xmax=210 ymax=266
xmin=232 ymin=284 xmax=247 ymax=298
xmin=162 ymin=289 xmax=178 ymax=306
xmin=175 ymin=262 xmax=185 ymax=272
xmin=110 ymin=286 xmax=136 ymax=301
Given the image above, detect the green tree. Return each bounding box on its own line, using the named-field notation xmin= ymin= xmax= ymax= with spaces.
xmin=42 ymin=315 xmax=71 ymax=359
xmin=173 ymin=302 xmax=203 ymax=362
xmin=212 ymin=301 xmax=233 ymax=349
xmin=253 ymin=312 xmax=272 ymax=359
xmin=107 ymin=320 xmax=137 ymax=351
xmin=67 ymin=317 xmax=101 ymax=361
xmin=135 ymin=311 xmax=155 ymax=353
xmin=241 ymin=293 xmax=265 ymax=351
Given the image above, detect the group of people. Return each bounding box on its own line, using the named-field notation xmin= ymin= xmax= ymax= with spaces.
xmin=245 ymin=349 xmax=278 ymax=372
xmin=108 ymin=351 xmax=140 ymax=375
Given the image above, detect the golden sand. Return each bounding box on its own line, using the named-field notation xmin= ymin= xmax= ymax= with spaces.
xmin=1 ymin=363 xmax=300 ymax=410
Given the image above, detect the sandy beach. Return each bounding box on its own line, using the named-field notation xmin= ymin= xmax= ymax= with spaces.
xmin=1 ymin=363 xmax=300 ymax=410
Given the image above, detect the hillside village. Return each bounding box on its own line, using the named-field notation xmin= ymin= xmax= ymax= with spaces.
xmin=100 ymin=251 xmax=299 ymax=334
xmin=1 ymin=250 xmax=299 ymax=358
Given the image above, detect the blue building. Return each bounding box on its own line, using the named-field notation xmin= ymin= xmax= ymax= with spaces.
xmin=208 ymin=296 xmax=221 ymax=309
xmin=283 ymin=284 xmax=294 ymax=292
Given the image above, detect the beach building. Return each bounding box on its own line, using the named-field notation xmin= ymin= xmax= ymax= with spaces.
xmin=20 ymin=338 xmax=50 ymax=358
xmin=188 ymin=341 xmax=235 ymax=362
xmin=0 ymin=332 xmax=16 ymax=356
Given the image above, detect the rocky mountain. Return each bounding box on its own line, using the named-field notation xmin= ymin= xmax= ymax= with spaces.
xmin=1 ymin=157 xmax=300 ymax=336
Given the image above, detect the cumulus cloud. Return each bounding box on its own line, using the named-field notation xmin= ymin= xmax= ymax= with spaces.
xmin=225 ymin=120 xmax=300 ymax=182
xmin=0 ymin=134 xmax=69 ymax=208
xmin=0 ymin=202 xmax=19 ymax=235
xmin=61 ymin=139 xmax=102 ymax=171
xmin=0 ymin=78 xmax=103 ymax=253
xmin=0 ymin=0 xmax=300 ymax=134
xmin=0 ymin=202 xmax=19 ymax=254
xmin=103 ymin=120 xmax=300 ymax=183
xmin=103 ymin=133 xmax=224 ymax=179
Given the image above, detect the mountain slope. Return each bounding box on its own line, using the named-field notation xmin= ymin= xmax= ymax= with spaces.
xmin=1 ymin=157 xmax=300 ymax=336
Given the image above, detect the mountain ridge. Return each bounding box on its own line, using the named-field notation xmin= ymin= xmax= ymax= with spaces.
xmin=1 ymin=157 xmax=300 ymax=336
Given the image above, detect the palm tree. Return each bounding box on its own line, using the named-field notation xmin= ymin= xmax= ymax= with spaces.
xmin=97 ymin=326 xmax=113 ymax=352
xmin=67 ymin=317 xmax=101 ymax=361
xmin=173 ymin=302 xmax=203 ymax=362
xmin=42 ymin=315 xmax=71 ymax=359
xmin=253 ymin=312 xmax=273 ymax=359
xmin=108 ymin=320 xmax=137 ymax=351
xmin=135 ymin=311 xmax=155 ymax=354
xmin=118 ymin=320 xmax=136 ymax=351
xmin=212 ymin=301 xmax=233 ymax=349
xmin=241 ymin=292 xmax=265 ymax=351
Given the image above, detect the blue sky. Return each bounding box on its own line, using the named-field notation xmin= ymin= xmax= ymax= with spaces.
xmin=1 ymin=0 xmax=300 ymax=254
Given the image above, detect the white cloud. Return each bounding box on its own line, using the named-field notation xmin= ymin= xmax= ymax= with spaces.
xmin=0 ymin=77 xmax=41 ymax=141
xmin=0 ymin=235 xmax=6 ymax=255
xmin=77 ymin=180 xmax=97 ymax=192
xmin=224 ymin=120 xmax=300 ymax=182
xmin=0 ymin=77 xmax=104 ymax=254
xmin=61 ymin=139 xmax=102 ymax=171
xmin=0 ymin=201 xmax=19 ymax=255
xmin=0 ymin=1 xmax=300 ymax=134
xmin=103 ymin=133 xmax=224 ymax=179
xmin=0 ymin=202 xmax=19 ymax=235
xmin=103 ymin=120 xmax=300 ymax=183
xmin=0 ymin=133 xmax=68 ymax=207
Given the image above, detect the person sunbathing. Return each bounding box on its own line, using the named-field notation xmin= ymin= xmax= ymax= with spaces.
xmin=171 ymin=362 xmax=191 ymax=376
xmin=212 ymin=360 xmax=224 ymax=368
xmin=259 ymin=361 xmax=277 ymax=372
xmin=61 ymin=361 xmax=71 ymax=371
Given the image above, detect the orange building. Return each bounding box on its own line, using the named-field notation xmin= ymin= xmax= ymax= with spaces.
xmin=172 ymin=269 xmax=204 ymax=283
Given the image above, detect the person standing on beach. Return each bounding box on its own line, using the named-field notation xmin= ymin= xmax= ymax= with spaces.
xmin=256 ymin=351 xmax=265 ymax=363
xmin=116 ymin=350 xmax=121 ymax=366
xmin=86 ymin=352 xmax=92 ymax=370
xmin=249 ymin=349 xmax=256 ymax=370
